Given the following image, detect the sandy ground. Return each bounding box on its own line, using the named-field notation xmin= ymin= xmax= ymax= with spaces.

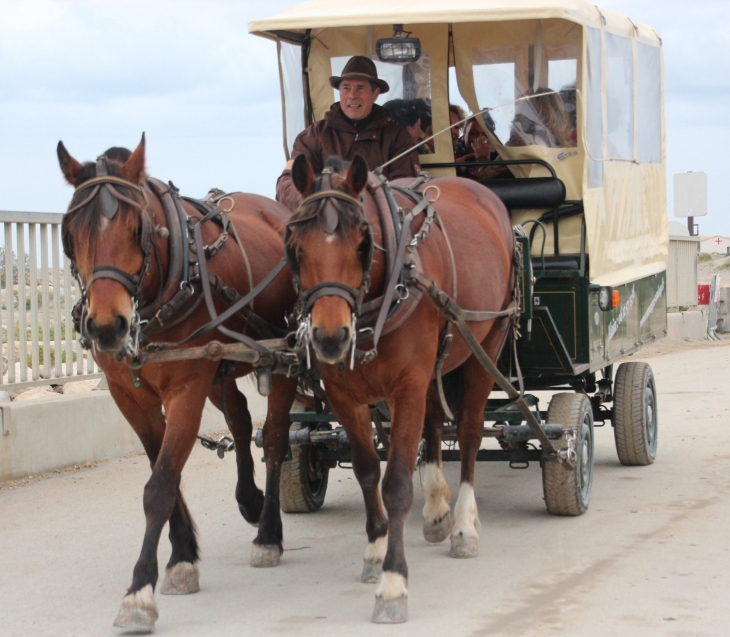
xmin=1 ymin=337 xmax=730 ymax=637
xmin=698 ymin=253 xmax=730 ymax=285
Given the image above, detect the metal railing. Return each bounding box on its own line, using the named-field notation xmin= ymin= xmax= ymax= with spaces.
xmin=0 ymin=210 xmax=101 ymax=391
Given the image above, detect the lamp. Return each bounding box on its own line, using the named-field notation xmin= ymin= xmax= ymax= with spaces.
xmin=376 ymin=25 xmax=421 ymax=63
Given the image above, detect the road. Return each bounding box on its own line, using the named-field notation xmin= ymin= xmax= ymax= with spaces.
xmin=1 ymin=338 xmax=729 ymax=637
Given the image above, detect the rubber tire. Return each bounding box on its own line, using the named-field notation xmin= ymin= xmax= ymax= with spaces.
xmin=542 ymin=393 xmax=594 ymax=516
xmin=613 ymin=362 xmax=658 ymax=466
xmin=279 ymin=434 xmax=329 ymax=513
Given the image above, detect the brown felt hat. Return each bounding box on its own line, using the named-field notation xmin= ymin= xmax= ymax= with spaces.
xmin=329 ymin=56 xmax=389 ymax=93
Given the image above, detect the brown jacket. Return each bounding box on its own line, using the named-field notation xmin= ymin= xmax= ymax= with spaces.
xmin=276 ymin=103 xmax=420 ymax=211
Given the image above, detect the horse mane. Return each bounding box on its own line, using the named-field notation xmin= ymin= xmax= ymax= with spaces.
xmin=62 ymin=147 xmax=143 ymax=262
xmin=285 ymin=156 xmax=365 ymax=249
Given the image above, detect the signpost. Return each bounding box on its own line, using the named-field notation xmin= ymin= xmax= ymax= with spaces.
xmin=674 ymin=172 xmax=708 ymax=236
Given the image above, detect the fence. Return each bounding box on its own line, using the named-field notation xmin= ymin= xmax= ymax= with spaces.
xmin=0 ymin=210 xmax=101 ymax=391
xmin=667 ymin=235 xmax=700 ymax=311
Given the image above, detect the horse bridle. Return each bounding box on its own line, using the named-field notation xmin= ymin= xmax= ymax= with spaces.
xmin=66 ymin=156 xmax=156 ymax=356
xmin=283 ymin=169 xmax=375 ymax=367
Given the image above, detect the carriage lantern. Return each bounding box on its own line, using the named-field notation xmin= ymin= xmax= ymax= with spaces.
xmin=376 ymin=25 xmax=421 ymax=63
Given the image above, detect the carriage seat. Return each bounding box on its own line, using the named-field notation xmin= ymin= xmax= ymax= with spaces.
xmin=485 ymin=177 xmax=566 ymax=211
xmin=531 ymin=254 xmax=583 ymax=271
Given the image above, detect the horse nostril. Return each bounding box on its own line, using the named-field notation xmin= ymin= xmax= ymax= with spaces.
xmin=114 ymin=315 xmax=128 ymax=338
xmin=86 ymin=316 xmax=98 ymax=338
xmin=337 ymin=327 xmax=350 ymax=344
xmin=312 ymin=327 xmax=322 ymax=343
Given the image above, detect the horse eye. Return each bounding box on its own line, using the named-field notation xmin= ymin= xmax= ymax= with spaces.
xmin=357 ymin=239 xmax=369 ymax=254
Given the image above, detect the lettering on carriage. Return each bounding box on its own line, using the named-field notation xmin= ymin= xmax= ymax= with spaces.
xmin=608 ymin=285 xmax=636 ymax=341
xmin=556 ymin=150 xmax=578 ymax=162
xmin=640 ymin=279 xmax=665 ymax=328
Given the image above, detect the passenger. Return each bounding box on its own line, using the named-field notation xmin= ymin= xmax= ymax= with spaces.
xmin=506 ymin=88 xmax=575 ymax=148
xmin=449 ymin=104 xmax=467 ymax=151
xmin=560 ymin=83 xmax=578 ymax=146
xmin=276 ymin=56 xmax=420 ymax=211
xmin=383 ymin=99 xmax=421 ymax=143
xmin=412 ymin=98 xmax=434 ymax=154
xmin=455 ymin=114 xmax=510 ymax=180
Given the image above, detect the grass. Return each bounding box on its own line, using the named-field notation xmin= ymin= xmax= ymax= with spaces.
xmin=26 ymin=346 xmax=78 ymax=369
xmin=3 ymin=321 xmax=75 ymax=346
xmin=698 ymin=252 xmax=713 ymax=263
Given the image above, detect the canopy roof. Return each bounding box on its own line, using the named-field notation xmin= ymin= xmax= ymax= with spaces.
xmin=249 ymin=0 xmax=659 ymax=43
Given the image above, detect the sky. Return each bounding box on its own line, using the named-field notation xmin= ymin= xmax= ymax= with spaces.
xmin=1 ymin=0 xmax=728 ymax=235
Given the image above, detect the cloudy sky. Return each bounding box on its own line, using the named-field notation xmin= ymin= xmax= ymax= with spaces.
xmin=1 ymin=0 xmax=728 ymax=235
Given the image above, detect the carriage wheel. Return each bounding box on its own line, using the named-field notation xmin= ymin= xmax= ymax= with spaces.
xmin=279 ymin=426 xmax=329 ymax=513
xmin=613 ymin=362 xmax=658 ymax=466
xmin=542 ymin=393 xmax=594 ymax=516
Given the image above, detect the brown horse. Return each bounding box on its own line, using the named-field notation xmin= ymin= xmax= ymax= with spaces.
xmin=57 ymin=136 xmax=298 ymax=632
xmin=284 ymin=154 xmax=514 ymax=623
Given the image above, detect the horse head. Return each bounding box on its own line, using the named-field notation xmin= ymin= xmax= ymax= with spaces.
xmin=286 ymin=154 xmax=372 ymax=365
xmin=58 ymin=134 xmax=153 ymax=354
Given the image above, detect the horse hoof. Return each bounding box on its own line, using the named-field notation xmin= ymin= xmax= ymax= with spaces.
xmin=361 ymin=561 xmax=382 ymax=584
xmin=113 ymin=584 xmax=158 ymax=633
xmin=372 ymin=596 xmax=408 ymax=623
xmin=423 ymin=511 xmax=452 ymax=544
xmin=250 ymin=543 xmax=282 ymax=568
xmin=449 ymin=532 xmax=479 ymax=558
xmin=160 ymin=562 xmax=200 ymax=595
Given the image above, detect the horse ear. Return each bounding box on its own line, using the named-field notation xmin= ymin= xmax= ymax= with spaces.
xmin=291 ymin=154 xmax=315 ymax=196
xmin=57 ymin=142 xmax=84 ymax=187
xmin=120 ymin=133 xmax=147 ymax=184
xmin=344 ymin=155 xmax=368 ymax=197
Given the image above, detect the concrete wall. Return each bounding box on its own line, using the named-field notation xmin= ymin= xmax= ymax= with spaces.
xmin=666 ymin=309 xmax=709 ymax=342
xmin=0 ymin=379 xmax=268 ymax=482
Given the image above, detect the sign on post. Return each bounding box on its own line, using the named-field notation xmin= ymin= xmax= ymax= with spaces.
xmin=674 ymin=172 xmax=707 ymax=218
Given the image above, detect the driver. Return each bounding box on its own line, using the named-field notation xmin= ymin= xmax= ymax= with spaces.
xmin=276 ymin=56 xmax=420 ymax=211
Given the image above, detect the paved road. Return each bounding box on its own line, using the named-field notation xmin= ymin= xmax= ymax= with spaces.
xmin=2 ymin=338 xmax=729 ymax=637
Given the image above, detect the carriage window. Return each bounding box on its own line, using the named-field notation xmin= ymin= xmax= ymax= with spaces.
xmin=637 ymin=42 xmax=662 ymax=164
xmin=280 ymin=42 xmax=306 ymax=157
xmin=586 ymin=26 xmax=604 ymax=187
xmin=471 ymin=43 xmax=577 ymax=148
xmin=331 ymin=54 xmax=433 ymax=153
xmin=605 ymin=34 xmax=634 ymax=160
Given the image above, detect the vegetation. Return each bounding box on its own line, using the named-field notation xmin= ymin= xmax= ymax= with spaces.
xmin=698 ymin=252 xmax=713 ymax=263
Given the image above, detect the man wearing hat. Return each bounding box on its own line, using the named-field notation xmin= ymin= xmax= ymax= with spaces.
xmin=276 ymin=55 xmax=420 ymax=211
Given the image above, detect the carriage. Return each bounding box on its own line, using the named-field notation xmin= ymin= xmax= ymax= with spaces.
xmin=246 ymin=0 xmax=668 ymax=515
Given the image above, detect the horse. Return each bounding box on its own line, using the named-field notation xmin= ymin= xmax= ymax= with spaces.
xmin=57 ymin=135 xmax=299 ymax=632
xmin=282 ymin=153 xmax=515 ymax=623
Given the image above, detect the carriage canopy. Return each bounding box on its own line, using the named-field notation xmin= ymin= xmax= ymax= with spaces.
xmin=250 ymin=0 xmax=668 ymax=287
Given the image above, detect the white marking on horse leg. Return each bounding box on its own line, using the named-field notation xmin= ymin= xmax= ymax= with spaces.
xmin=361 ymin=534 xmax=387 ymax=583
xmin=160 ymin=561 xmax=200 ymax=595
xmin=449 ymin=481 xmax=481 ymax=558
xmin=372 ymin=571 xmax=408 ymax=623
xmin=419 ymin=462 xmax=451 ymax=543
xmin=250 ymin=542 xmax=282 ymax=568
xmin=113 ymin=584 xmax=158 ymax=632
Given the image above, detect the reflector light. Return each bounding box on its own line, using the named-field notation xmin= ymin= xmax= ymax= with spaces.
xmin=612 ymin=289 xmax=620 ymax=308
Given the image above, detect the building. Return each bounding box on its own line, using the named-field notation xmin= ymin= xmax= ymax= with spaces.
xmin=700 ymin=236 xmax=730 ymax=255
